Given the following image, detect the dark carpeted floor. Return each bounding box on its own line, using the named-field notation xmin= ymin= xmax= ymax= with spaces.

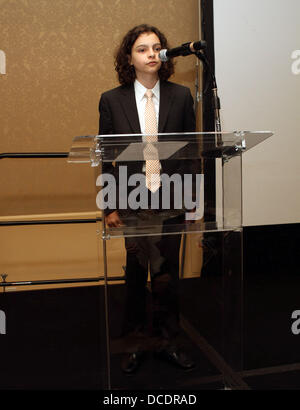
xmin=0 ymin=223 xmax=299 ymax=390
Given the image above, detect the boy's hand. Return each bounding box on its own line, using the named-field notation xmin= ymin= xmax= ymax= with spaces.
xmin=105 ymin=210 xmax=123 ymax=228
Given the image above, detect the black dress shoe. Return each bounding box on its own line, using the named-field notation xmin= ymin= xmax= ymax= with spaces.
xmin=121 ymin=352 xmax=144 ymax=374
xmin=154 ymin=345 xmax=195 ymax=370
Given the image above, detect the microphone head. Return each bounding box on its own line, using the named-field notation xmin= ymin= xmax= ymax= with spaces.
xmin=159 ymin=49 xmax=169 ymax=62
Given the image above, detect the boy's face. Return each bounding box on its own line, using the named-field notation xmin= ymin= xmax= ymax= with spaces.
xmin=129 ymin=32 xmax=162 ymax=80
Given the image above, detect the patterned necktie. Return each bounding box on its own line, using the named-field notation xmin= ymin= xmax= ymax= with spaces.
xmin=144 ymin=89 xmax=160 ymax=192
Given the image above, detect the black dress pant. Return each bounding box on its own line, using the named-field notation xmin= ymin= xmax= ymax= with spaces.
xmin=122 ymin=213 xmax=184 ymax=350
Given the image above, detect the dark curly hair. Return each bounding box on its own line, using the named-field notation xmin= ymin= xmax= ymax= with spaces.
xmin=115 ymin=24 xmax=175 ymax=86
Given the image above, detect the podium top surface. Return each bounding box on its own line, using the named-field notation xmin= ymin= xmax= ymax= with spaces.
xmin=68 ymin=131 xmax=273 ymax=164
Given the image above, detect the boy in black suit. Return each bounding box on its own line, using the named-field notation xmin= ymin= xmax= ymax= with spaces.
xmin=99 ymin=24 xmax=196 ymax=374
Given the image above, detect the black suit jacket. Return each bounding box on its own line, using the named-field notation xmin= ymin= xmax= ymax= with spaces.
xmin=98 ymin=80 xmax=197 ymax=214
xmin=99 ymin=80 xmax=195 ymax=135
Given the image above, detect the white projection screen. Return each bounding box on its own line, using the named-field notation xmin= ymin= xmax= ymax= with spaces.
xmin=213 ymin=0 xmax=300 ymax=226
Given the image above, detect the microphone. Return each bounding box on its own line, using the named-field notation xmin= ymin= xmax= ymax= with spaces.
xmin=159 ymin=40 xmax=207 ymax=62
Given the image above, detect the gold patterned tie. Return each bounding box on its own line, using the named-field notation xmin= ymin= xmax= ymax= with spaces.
xmin=144 ymin=89 xmax=160 ymax=192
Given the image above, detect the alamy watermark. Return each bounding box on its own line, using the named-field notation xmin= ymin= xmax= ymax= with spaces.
xmin=291 ymin=310 xmax=300 ymax=335
xmin=0 ymin=309 xmax=6 ymax=335
xmin=96 ymin=167 xmax=204 ymax=220
xmin=0 ymin=50 xmax=6 ymax=75
xmin=291 ymin=50 xmax=300 ymax=75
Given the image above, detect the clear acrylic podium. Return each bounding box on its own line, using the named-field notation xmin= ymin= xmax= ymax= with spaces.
xmin=68 ymin=131 xmax=272 ymax=390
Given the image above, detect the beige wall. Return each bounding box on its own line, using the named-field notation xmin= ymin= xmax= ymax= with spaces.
xmin=0 ymin=0 xmax=203 ymax=292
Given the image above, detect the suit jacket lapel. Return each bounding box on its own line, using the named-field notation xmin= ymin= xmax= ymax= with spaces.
xmin=119 ymin=85 xmax=141 ymax=134
xmin=158 ymin=81 xmax=174 ymax=134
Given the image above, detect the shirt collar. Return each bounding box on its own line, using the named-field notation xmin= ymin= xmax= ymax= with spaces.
xmin=134 ymin=79 xmax=160 ymax=101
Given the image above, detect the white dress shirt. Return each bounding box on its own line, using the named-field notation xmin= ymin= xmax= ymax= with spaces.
xmin=134 ymin=79 xmax=161 ymax=173
xmin=134 ymin=79 xmax=160 ymax=137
